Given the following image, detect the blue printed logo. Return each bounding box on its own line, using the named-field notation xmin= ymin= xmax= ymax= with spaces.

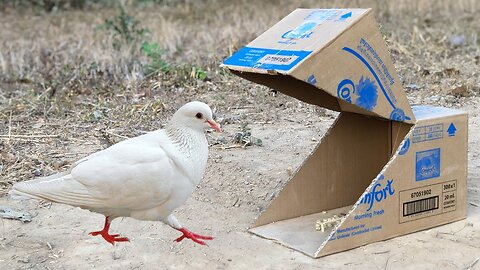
xmin=398 ymin=138 xmax=410 ymax=155
xmin=337 ymin=76 xmax=378 ymax=111
xmin=282 ymin=22 xmax=316 ymax=39
xmin=415 ymin=148 xmax=441 ymax=181
xmin=390 ymin=108 xmax=407 ymax=121
xmin=280 ymin=10 xmax=341 ymax=42
xmin=342 ymin=46 xmax=411 ymax=122
xmin=356 ymin=76 xmax=378 ymax=111
xmin=360 ymin=176 xmax=395 ymax=211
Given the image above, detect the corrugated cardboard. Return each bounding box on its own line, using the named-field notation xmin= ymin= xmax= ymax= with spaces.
xmin=223 ymin=8 xmax=415 ymax=124
xmin=222 ymin=8 xmax=468 ymax=258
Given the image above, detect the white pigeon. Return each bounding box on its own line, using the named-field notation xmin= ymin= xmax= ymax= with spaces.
xmin=9 ymin=101 xmax=221 ymax=245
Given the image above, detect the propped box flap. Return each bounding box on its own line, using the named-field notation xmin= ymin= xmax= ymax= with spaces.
xmin=223 ymin=9 xmax=368 ymax=74
xmin=223 ymin=8 xmax=415 ymax=124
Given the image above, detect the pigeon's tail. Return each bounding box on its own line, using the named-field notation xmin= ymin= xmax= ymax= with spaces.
xmin=9 ymin=172 xmax=69 ymax=201
xmin=9 ymin=172 xmax=103 ymax=208
xmin=8 ymin=188 xmax=44 ymax=201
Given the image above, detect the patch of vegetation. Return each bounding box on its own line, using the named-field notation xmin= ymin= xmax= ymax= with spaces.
xmin=140 ymin=42 xmax=171 ymax=75
xmin=190 ymin=66 xmax=208 ymax=81
xmin=234 ymin=123 xmax=263 ymax=147
xmin=99 ymin=7 xmax=150 ymax=50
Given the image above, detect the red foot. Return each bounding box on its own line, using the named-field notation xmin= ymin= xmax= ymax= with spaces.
xmin=174 ymin=228 xmax=213 ymax=245
xmin=89 ymin=216 xmax=129 ymax=245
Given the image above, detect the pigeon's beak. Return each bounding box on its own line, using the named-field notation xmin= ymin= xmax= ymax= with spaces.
xmin=206 ymin=119 xmax=222 ymax=132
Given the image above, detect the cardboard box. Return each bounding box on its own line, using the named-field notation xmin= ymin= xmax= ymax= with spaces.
xmin=222 ymin=8 xmax=468 ymax=258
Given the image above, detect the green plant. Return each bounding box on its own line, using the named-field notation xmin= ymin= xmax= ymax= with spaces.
xmin=191 ymin=66 xmax=208 ymax=80
xmin=234 ymin=123 xmax=263 ymax=147
xmin=100 ymin=7 xmax=150 ymax=49
xmin=140 ymin=42 xmax=170 ymax=75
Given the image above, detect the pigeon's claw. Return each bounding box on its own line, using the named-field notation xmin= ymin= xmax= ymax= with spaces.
xmin=89 ymin=230 xmax=129 ymax=245
xmin=175 ymin=228 xmax=214 ymax=245
xmin=89 ymin=216 xmax=129 ymax=245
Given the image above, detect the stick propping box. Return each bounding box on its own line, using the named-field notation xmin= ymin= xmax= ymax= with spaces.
xmin=222 ymin=8 xmax=468 ymax=258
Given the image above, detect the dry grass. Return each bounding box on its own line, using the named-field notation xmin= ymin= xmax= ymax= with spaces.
xmin=0 ymin=0 xmax=479 ymax=191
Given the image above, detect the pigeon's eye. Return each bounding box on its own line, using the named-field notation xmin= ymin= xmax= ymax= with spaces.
xmin=195 ymin=113 xmax=203 ymax=119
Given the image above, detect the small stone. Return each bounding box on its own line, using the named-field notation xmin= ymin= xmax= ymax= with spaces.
xmin=405 ymin=84 xmax=420 ymax=90
xmin=18 ymin=257 xmax=29 ymax=263
xmin=450 ymin=35 xmax=466 ymax=47
xmin=92 ymin=110 xmax=102 ymax=120
xmin=34 ymin=168 xmax=42 ymax=177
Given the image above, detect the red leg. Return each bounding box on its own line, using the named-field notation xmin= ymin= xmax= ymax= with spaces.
xmin=174 ymin=228 xmax=213 ymax=245
xmin=89 ymin=216 xmax=129 ymax=245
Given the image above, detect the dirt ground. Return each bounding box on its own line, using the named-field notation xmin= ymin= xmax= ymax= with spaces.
xmin=1 ymin=105 xmax=479 ymax=269
xmin=1 ymin=1 xmax=479 ymax=269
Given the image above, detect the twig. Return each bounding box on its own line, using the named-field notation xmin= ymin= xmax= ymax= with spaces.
xmin=233 ymin=106 xmax=255 ymax=110
xmin=372 ymin=250 xmax=390 ymax=255
xmin=232 ymin=198 xmax=239 ymax=207
xmin=103 ymin=130 xmax=129 ymax=140
xmin=384 ymin=255 xmax=393 ymax=270
xmin=284 ymin=118 xmax=301 ymax=124
xmin=469 ymin=202 xmax=479 ymax=207
xmin=0 ymin=134 xmax=59 ymax=138
xmin=0 ymin=138 xmax=45 ymax=143
xmin=466 ymin=257 xmax=480 ymax=270
xmin=50 ymin=152 xmax=92 ymax=158
xmin=217 ymin=144 xmax=242 ymax=150
xmin=7 ymin=111 xmax=12 ymax=144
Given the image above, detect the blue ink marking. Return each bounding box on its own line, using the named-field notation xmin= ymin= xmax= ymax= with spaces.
xmin=338 ymin=11 xmax=352 ymax=21
xmin=415 ymin=148 xmax=441 ymax=181
xmin=342 ymin=47 xmax=396 ymax=109
xmin=337 ymin=79 xmax=356 ymax=103
xmin=390 ymin=108 xmax=410 ymax=121
xmin=360 ymin=177 xmax=395 ymax=211
xmin=305 ymin=9 xmax=341 ymax=22
xmin=412 ymin=124 xmax=443 ymax=143
xmin=307 ymin=74 xmax=317 ymax=85
xmin=398 ymin=138 xmax=410 ymax=155
xmin=447 ymin=123 xmax=457 ymax=137
xmin=223 ymin=47 xmax=312 ymax=71
xmin=281 ymin=29 xmax=313 ymax=40
xmin=283 ymin=22 xmax=317 ymax=39
xmin=355 ymin=76 xmax=378 ymax=111
xmin=281 ymin=10 xmax=340 ymax=41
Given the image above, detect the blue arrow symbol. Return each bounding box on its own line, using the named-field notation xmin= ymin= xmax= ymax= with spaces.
xmin=447 ymin=123 xmax=457 ymax=137
xmin=339 ymin=12 xmax=352 ymax=21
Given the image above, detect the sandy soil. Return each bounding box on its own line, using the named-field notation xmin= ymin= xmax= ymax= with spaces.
xmin=1 ymin=103 xmax=479 ymax=270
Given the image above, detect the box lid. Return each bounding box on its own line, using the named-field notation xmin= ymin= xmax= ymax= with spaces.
xmin=222 ymin=8 xmax=415 ymax=123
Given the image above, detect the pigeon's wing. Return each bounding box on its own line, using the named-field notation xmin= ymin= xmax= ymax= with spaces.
xmin=12 ymin=132 xmax=179 ymax=211
xmin=72 ymin=139 xmax=179 ymax=210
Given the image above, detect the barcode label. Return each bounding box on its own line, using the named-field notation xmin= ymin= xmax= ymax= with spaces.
xmin=399 ymin=181 xmax=457 ymax=223
xmin=403 ymin=196 xmax=439 ymax=217
xmin=257 ymin=54 xmax=299 ymax=65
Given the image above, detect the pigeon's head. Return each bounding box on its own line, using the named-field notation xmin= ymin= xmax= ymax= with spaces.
xmin=172 ymin=101 xmax=222 ymax=133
